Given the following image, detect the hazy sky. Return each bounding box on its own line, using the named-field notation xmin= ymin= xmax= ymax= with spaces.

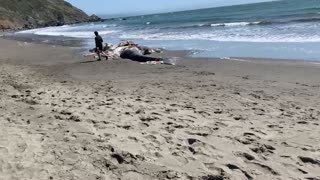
xmin=66 ymin=0 xmax=274 ymax=17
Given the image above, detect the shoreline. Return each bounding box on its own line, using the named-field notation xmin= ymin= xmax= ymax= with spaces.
xmin=1 ymin=37 xmax=320 ymax=180
xmin=4 ymin=32 xmax=320 ymax=64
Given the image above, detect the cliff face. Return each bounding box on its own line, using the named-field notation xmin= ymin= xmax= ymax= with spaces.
xmin=0 ymin=0 xmax=99 ymax=30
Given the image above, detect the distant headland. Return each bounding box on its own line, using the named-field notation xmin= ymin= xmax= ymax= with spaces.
xmin=0 ymin=0 xmax=101 ymax=31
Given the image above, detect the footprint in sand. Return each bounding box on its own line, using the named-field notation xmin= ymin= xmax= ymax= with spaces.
xmin=226 ymin=164 xmax=253 ymax=179
xmin=203 ymin=163 xmax=227 ymax=179
xmin=298 ymin=156 xmax=320 ymax=166
xmin=201 ymin=175 xmax=225 ymax=180
xmin=234 ymin=152 xmax=256 ymax=161
xmin=250 ymin=144 xmax=275 ymax=155
xmin=249 ymin=162 xmax=280 ymax=175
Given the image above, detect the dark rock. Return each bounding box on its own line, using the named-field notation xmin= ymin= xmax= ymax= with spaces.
xmin=89 ymin=14 xmax=102 ymax=22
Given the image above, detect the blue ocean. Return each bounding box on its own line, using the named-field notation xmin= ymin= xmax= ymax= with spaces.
xmin=16 ymin=0 xmax=320 ymax=60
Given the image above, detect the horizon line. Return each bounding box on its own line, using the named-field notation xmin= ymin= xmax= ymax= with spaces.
xmin=94 ymin=0 xmax=280 ymax=19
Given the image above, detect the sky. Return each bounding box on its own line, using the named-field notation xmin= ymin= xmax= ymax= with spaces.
xmin=66 ymin=0 xmax=274 ymax=17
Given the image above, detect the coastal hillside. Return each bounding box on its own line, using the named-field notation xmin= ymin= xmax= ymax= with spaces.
xmin=0 ymin=0 xmax=99 ymax=30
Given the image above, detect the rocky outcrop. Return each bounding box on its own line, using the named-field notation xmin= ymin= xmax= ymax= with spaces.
xmin=0 ymin=20 xmax=15 ymax=30
xmin=0 ymin=0 xmax=101 ymax=30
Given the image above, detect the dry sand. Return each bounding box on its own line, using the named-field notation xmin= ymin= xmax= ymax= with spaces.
xmin=0 ymin=38 xmax=319 ymax=180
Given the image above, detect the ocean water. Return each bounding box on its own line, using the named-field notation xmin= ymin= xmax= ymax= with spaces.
xmin=16 ymin=0 xmax=320 ymax=61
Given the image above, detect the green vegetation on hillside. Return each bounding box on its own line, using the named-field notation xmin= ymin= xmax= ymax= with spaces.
xmin=0 ymin=0 xmax=96 ymax=29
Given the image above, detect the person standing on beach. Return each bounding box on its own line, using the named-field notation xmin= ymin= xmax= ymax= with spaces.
xmin=94 ymin=31 xmax=103 ymax=61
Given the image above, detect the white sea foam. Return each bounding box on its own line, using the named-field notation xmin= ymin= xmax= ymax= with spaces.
xmin=34 ymin=30 xmax=117 ymax=38
xmin=17 ymin=25 xmax=320 ymax=43
xmin=192 ymin=21 xmax=270 ymax=28
xmin=120 ymin=32 xmax=320 ymax=43
xmin=17 ymin=26 xmax=118 ymax=38
xmin=16 ymin=20 xmax=320 ymax=43
xmin=210 ymin=22 xmax=261 ymax=27
xmin=220 ymin=57 xmax=250 ymax=62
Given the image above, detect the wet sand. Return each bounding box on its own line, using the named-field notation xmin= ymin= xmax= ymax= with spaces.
xmin=0 ymin=38 xmax=320 ymax=180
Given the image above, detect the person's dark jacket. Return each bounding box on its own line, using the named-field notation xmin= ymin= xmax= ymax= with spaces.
xmin=95 ymin=35 xmax=103 ymax=50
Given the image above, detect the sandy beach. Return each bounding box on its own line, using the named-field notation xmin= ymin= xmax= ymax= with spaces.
xmin=0 ymin=38 xmax=319 ymax=180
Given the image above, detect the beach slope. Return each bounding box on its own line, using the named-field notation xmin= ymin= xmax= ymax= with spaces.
xmin=0 ymin=38 xmax=320 ymax=180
